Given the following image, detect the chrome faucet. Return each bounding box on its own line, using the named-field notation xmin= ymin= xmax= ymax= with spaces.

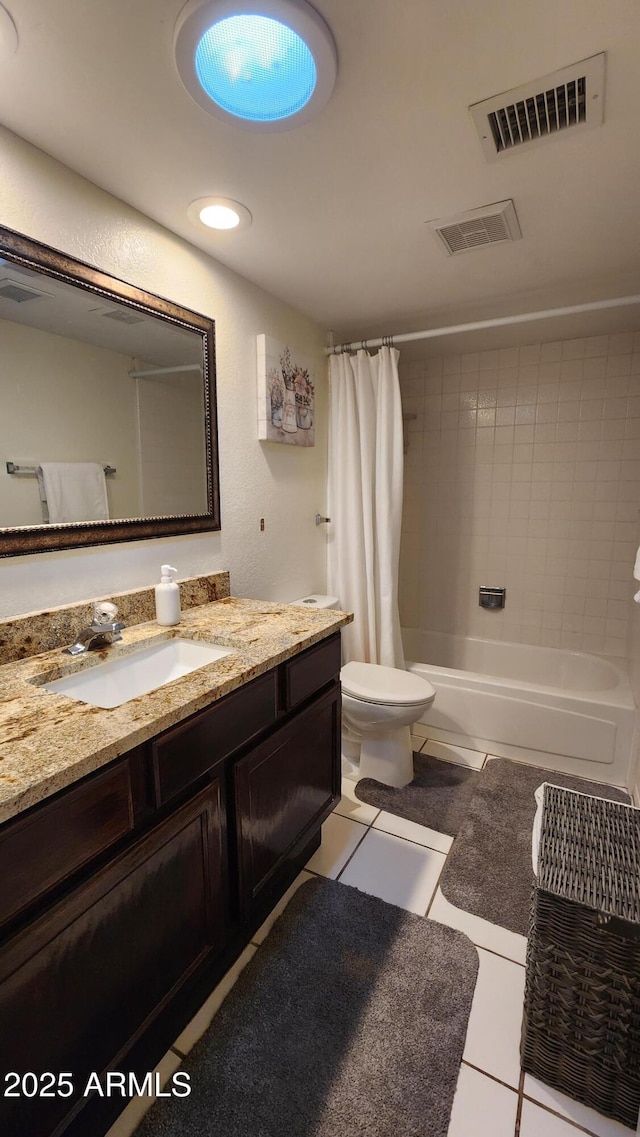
xmin=66 ymin=602 xmax=125 ymax=656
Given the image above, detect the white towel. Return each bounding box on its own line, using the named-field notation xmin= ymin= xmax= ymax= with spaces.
xmin=634 ymin=546 xmax=640 ymax=581
xmin=37 ymin=462 xmax=109 ymax=523
xmin=531 ymin=783 xmax=546 ymax=875
xmin=36 ymin=468 xmax=50 ymax=524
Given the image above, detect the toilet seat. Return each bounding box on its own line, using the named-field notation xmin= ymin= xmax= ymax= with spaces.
xmin=341 ymin=661 xmax=435 ymax=707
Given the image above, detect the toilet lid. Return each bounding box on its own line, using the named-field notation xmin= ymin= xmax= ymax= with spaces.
xmin=341 ymin=661 xmax=436 ymax=706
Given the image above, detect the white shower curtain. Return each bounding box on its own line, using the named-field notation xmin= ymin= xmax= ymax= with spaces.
xmin=327 ymin=345 xmax=405 ymax=668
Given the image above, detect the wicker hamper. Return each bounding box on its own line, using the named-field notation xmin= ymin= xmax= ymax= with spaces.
xmin=521 ymin=784 xmax=640 ymax=1128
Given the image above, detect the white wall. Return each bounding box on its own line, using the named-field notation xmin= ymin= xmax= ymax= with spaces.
xmin=0 ymin=128 xmax=329 ymax=617
xmin=136 ymin=371 xmax=207 ymax=517
xmin=0 ymin=319 xmax=140 ymax=525
xmin=400 ymin=331 xmax=640 ymax=658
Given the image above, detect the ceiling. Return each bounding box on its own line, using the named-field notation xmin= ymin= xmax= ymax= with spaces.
xmin=0 ymin=262 xmax=203 ymax=365
xmin=1 ymin=0 xmax=640 ymax=350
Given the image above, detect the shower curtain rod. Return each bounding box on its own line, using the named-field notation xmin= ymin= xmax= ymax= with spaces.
xmin=128 ymin=363 xmax=202 ymax=378
xmin=326 ymin=294 xmax=640 ymax=355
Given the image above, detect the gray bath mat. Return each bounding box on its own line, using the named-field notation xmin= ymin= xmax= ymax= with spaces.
xmin=355 ymin=752 xmax=479 ymax=836
xmin=136 ymin=878 xmax=479 ymax=1137
xmin=440 ymin=759 xmax=631 ymax=935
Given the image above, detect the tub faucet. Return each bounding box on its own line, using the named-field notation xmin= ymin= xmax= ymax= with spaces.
xmin=66 ymin=602 xmax=125 ymax=656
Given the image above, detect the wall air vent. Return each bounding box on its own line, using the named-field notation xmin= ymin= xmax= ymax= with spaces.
xmin=470 ymin=53 xmax=605 ymax=161
xmin=427 ymin=200 xmax=522 ymax=257
xmin=93 ymin=306 xmax=146 ymax=326
xmin=0 ymin=276 xmax=50 ymax=303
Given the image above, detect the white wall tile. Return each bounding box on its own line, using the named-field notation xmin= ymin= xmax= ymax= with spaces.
xmin=401 ymin=330 xmax=640 ymax=656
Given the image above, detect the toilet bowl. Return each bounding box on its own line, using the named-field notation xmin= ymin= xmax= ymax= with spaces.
xmin=341 ymin=661 xmax=435 ymax=787
xmin=290 ymin=596 xmax=436 ymax=788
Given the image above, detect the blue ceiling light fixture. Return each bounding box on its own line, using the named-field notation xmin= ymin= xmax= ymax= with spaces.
xmin=174 ymin=0 xmax=337 ymax=131
xmin=195 ymin=15 xmax=316 ymax=122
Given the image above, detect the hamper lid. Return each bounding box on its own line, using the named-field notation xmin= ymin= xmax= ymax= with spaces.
xmin=538 ymin=785 xmax=640 ymax=924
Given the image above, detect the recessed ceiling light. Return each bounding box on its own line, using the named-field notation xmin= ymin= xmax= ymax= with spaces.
xmin=187 ymin=196 xmax=252 ymax=230
xmin=200 ymin=204 xmax=240 ymax=229
xmin=174 ymin=0 xmax=337 ymax=131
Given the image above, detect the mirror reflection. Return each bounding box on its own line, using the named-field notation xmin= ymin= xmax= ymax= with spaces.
xmin=0 ymin=261 xmax=208 ymax=528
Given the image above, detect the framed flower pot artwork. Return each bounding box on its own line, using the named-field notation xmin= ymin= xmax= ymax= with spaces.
xmin=257 ymin=334 xmax=315 ymax=447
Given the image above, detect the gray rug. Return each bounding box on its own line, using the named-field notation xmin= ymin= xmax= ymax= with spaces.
xmin=438 ymin=759 xmax=631 ymax=935
xmin=355 ymin=753 xmax=632 ymax=936
xmin=136 ymin=878 xmax=479 ymax=1137
xmin=355 ymin=752 xmax=479 ymax=837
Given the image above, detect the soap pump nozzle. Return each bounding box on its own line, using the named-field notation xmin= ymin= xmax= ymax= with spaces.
xmin=160 ymin=565 xmax=177 ymax=583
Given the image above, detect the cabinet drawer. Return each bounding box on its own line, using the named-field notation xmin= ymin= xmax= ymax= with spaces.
xmin=152 ymin=670 xmax=277 ymax=806
xmin=283 ymin=633 xmax=341 ymax=711
xmin=0 ymin=758 xmax=135 ymax=929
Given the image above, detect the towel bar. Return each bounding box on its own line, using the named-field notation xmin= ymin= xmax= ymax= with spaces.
xmin=6 ymin=462 xmax=116 ymax=477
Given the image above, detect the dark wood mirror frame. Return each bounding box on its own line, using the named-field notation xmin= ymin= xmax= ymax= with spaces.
xmin=0 ymin=225 xmax=220 ymax=557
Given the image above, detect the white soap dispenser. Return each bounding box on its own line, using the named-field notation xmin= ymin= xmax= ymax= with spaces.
xmin=155 ymin=565 xmax=181 ymax=626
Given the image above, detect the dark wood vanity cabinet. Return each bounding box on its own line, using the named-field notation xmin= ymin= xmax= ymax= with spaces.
xmin=0 ymin=632 xmax=341 ymax=1137
xmin=0 ymin=782 xmax=226 ymax=1137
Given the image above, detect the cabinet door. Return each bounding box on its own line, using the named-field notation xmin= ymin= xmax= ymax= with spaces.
xmin=234 ymin=683 xmax=340 ymax=917
xmin=0 ymin=781 xmax=227 ymax=1137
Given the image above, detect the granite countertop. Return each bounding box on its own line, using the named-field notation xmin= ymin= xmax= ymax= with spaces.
xmin=0 ymin=597 xmax=352 ymax=825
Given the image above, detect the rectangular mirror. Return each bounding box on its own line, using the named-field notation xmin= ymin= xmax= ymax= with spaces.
xmin=0 ymin=225 xmax=220 ymax=556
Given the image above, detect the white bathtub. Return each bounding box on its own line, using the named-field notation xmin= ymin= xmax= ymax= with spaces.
xmin=403 ymin=628 xmax=636 ymax=787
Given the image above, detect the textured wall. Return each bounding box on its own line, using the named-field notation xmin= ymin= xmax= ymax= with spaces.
xmin=0 ymin=127 xmax=329 ymax=617
xmin=400 ymin=331 xmax=640 ymax=658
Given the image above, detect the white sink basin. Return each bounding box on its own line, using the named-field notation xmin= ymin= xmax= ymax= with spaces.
xmin=42 ymin=638 xmax=235 ymax=709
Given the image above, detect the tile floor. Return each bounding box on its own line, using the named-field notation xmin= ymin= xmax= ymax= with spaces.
xmin=107 ymin=735 xmax=635 ymax=1137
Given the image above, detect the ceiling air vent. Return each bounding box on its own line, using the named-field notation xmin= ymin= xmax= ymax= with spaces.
xmin=0 ymin=276 xmax=50 ymax=303
xmin=427 ymin=200 xmax=522 ymax=257
xmin=93 ymin=306 xmax=146 ymax=326
xmin=470 ymin=53 xmax=605 ymax=161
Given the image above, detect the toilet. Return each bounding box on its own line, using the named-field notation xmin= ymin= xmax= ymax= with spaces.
xmin=290 ymin=595 xmax=436 ymax=788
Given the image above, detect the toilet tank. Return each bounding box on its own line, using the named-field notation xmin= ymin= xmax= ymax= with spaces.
xmin=290 ymin=594 xmax=340 ymax=610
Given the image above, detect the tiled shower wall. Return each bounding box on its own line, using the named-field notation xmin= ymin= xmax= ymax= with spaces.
xmin=399 ymin=332 xmax=640 ymax=658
